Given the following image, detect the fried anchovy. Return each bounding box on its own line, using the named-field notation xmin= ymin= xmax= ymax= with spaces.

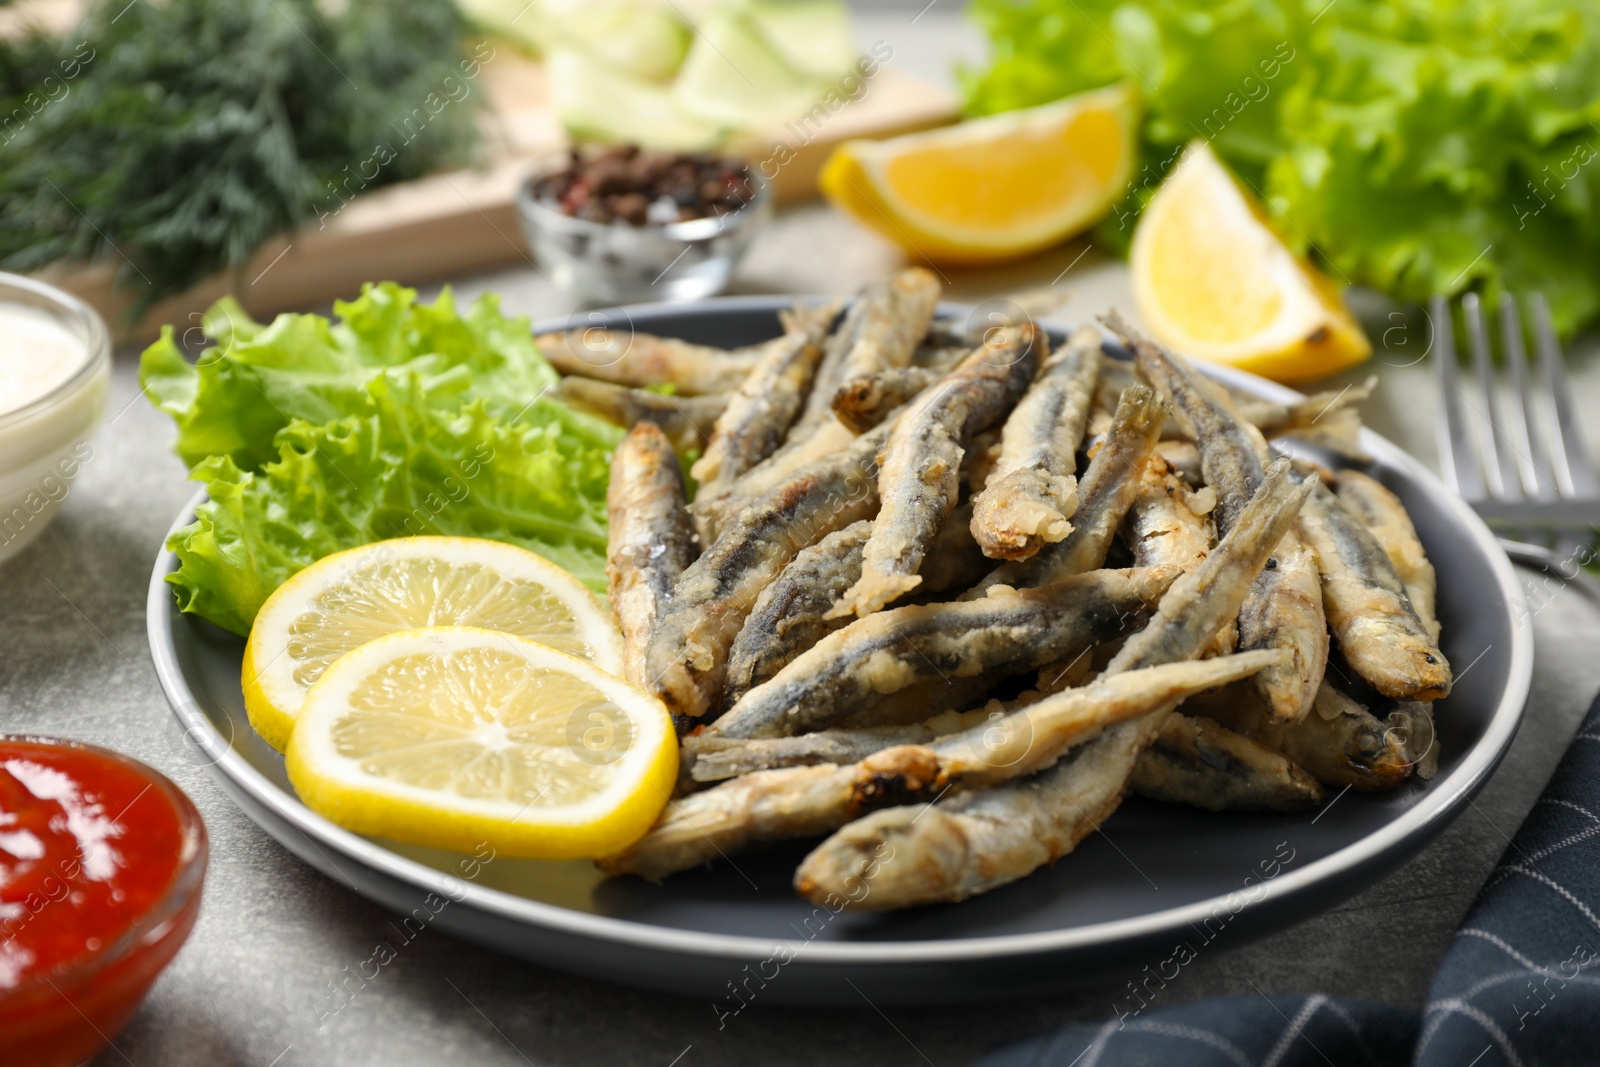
xmin=1235 ymin=376 xmax=1375 ymax=462
xmin=1131 ymin=712 xmax=1324 ymax=812
xmin=832 ymin=326 xmax=1042 ymax=618
xmin=723 ymin=520 xmax=874 ymax=709
xmin=703 ymin=565 xmax=1177 ymax=741
xmin=1336 ymin=469 xmax=1440 ymax=640
xmin=791 ymin=267 xmax=941 ymax=437
xmin=831 ymin=367 xmax=942 ymax=432
xmin=1113 ymin=313 xmax=1327 ymax=720
xmin=688 ymin=723 xmax=944 ymax=782
xmin=912 ymin=342 xmax=974 ymax=373
xmin=1113 ymin=312 xmax=1263 ymax=532
xmin=1236 ymin=530 xmax=1329 ymax=721
xmin=604 ymin=653 xmax=1279 ymax=880
xmin=1201 ymin=679 xmax=1415 ymax=792
xmin=969 ymin=326 xmax=1100 ymax=560
xmin=792 ymin=461 xmax=1311 ymax=909
xmin=691 ymin=302 xmax=838 ymax=493
xmin=606 ymin=423 xmax=697 ymax=688
xmin=693 ymin=691 xmax=1056 ymax=781
xmin=1124 ymin=452 xmax=1214 ymax=574
xmin=840 ymin=671 xmax=1007 ymax=729
xmin=689 ymin=418 xmax=859 ymax=546
xmin=918 ymin=499 xmax=991 ymax=596
xmin=1107 ymin=462 xmax=1310 ymax=675
xmin=968 ymin=383 xmax=1164 ymax=597
xmin=535 ymin=330 xmax=762 ymax=395
xmin=643 ymin=423 xmax=890 ymax=719
xmin=1297 ymin=478 xmax=1451 ymax=700
xmin=723 ymin=503 xmax=988 ymax=710
xmin=1155 ymin=439 xmax=1203 ymax=486
xmin=692 ymin=277 xmax=939 ymax=541
xmin=552 ymin=377 xmax=727 ymax=454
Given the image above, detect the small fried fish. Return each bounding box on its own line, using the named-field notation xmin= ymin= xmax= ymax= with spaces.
xmin=553 ymin=377 xmax=726 ymax=454
xmin=536 ymin=330 xmax=761 ymax=395
xmin=969 ymin=326 xmax=1101 ymax=560
xmin=606 ymin=423 xmax=696 ymax=687
xmin=704 ymin=565 xmax=1177 ymax=741
xmin=1131 ymin=712 xmax=1324 ymax=812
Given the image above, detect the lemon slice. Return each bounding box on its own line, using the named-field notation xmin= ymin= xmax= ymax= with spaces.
xmin=1130 ymin=141 xmax=1370 ymax=383
xmin=818 ymin=84 xmax=1138 ymax=264
xmin=243 ymin=537 xmax=624 ymax=752
xmin=285 ymin=627 xmax=676 ymax=858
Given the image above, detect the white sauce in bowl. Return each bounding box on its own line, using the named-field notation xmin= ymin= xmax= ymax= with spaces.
xmin=0 ymin=289 xmax=108 ymax=563
xmin=0 ymin=304 xmax=89 ymax=416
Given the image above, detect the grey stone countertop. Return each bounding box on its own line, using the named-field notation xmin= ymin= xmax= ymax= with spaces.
xmin=5 ymin=9 xmax=1600 ymax=1067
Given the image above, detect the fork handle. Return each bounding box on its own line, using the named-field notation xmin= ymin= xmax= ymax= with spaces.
xmin=1498 ymin=537 xmax=1600 ymax=607
xmin=1469 ymin=499 xmax=1600 ymax=529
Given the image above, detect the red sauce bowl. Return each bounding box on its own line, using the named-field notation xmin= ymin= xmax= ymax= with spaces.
xmin=0 ymin=736 xmax=207 ymax=1067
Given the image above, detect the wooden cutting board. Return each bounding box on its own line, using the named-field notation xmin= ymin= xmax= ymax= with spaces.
xmin=22 ymin=23 xmax=957 ymax=343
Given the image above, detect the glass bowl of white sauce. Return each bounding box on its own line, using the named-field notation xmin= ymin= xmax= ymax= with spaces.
xmin=0 ymin=273 xmax=111 ymax=563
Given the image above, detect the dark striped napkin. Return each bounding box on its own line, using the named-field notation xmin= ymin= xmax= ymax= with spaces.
xmin=978 ymin=693 xmax=1600 ymax=1067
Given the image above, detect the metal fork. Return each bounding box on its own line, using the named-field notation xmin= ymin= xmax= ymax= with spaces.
xmin=1433 ymin=292 xmax=1600 ymax=599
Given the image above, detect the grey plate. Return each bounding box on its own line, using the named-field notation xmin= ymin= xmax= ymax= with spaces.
xmin=147 ymin=297 xmax=1532 ymax=1005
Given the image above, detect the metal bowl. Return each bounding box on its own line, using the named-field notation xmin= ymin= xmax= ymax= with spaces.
xmin=515 ymin=177 xmax=771 ymax=304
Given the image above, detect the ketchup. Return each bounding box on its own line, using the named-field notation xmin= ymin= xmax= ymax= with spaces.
xmin=0 ymin=738 xmax=207 ymax=1067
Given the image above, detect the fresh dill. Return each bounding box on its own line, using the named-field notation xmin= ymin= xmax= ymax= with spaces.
xmin=0 ymin=0 xmax=485 ymax=312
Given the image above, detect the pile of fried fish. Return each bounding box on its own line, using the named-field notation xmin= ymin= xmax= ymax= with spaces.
xmin=537 ymin=267 xmax=1451 ymax=911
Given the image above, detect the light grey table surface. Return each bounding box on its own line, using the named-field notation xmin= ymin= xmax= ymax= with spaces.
xmin=6 ymin=10 xmax=1600 ymax=1067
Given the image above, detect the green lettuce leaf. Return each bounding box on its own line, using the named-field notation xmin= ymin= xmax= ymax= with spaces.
xmin=962 ymin=0 xmax=1600 ymax=332
xmin=165 ymin=372 xmax=620 ymax=636
xmin=145 ymin=283 xmax=623 ymax=635
xmin=140 ymin=281 xmax=559 ymax=471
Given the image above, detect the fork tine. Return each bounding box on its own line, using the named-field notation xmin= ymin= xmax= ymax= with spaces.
xmin=1498 ymin=293 xmax=1554 ymax=500
xmin=1463 ymin=293 xmax=1521 ymax=499
xmin=1432 ymin=295 xmax=1487 ymax=499
xmin=1530 ymin=293 xmax=1600 ymax=499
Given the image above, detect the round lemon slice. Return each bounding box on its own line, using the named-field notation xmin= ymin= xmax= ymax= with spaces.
xmin=1130 ymin=141 xmax=1370 ymax=383
xmin=243 ymin=537 xmax=624 ymax=752
xmin=818 ymin=83 xmax=1138 ymax=264
xmin=285 ymin=627 xmax=676 ymax=859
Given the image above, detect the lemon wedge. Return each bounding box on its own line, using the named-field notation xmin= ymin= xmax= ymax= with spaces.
xmin=1130 ymin=141 xmax=1370 ymax=383
xmin=243 ymin=537 xmax=624 ymax=752
xmin=818 ymin=83 xmax=1138 ymax=264
xmin=285 ymin=627 xmax=676 ymax=859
